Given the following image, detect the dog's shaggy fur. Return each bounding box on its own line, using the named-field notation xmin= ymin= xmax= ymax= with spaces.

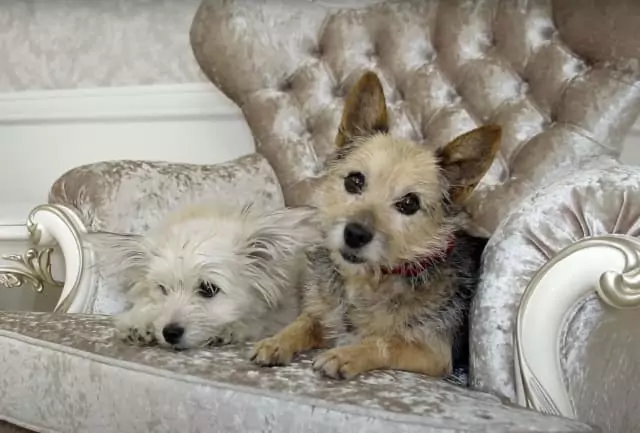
xmin=88 ymin=202 xmax=318 ymax=350
xmin=251 ymin=71 xmax=501 ymax=380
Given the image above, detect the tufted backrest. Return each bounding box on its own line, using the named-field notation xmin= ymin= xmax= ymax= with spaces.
xmin=190 ymin=0 xmax=640 ymax=234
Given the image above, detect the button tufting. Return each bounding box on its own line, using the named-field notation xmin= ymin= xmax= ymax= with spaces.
xmin=366 ymin=46 xmax=378 ymax=60
xmin=426 ymin=51 xmax=436 ymax=63
xmin=310 ymin=45 xmax=324 ymax=59
xmin=447 ymin=89 xmax=460 ymax=104
xmin=574 ymin=60 xmax=589 ymax=74
xmin=305 ymin=120 xmax=314 ymax=135
xmin=540 ymin=26 xmax=555 ymax=40
xmin=279 ymin=77 xmax=293 ymax=92
xmin=332 ymin=85 xmax=345 ymax=98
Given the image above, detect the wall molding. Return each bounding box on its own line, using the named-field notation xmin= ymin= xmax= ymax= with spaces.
xmin=0 ymin=82 xmax=255 ymax=207
xmin=0 ymin=82 xmax=242 ymax=124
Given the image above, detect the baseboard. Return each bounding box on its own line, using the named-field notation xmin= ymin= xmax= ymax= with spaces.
xmin=0 ymin=83 xmax=255 ymax=206
xmin=0 ymin=83 xmax=242 ymax=124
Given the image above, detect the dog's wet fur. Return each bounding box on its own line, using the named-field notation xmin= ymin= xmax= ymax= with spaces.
xmin=251 ymin=71 xmax=501 ymax=381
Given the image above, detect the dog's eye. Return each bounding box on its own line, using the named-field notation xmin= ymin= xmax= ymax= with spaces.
xmin=158 ymin=284 xmax=168 ymax=295
xmin=344 ymin=171 xmax=366 ymax=194
xmin=395 ymin=193 xmax=421 ymax=215
xmin=198 ymin=281 xmax=220 ymax=298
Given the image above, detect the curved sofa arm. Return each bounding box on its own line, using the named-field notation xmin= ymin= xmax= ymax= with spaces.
xmin=0 ymin=204 xmax=98 ymax=313
xmin=514 ymin=233 xmax=640 ymax=419
xmin=28 ymin=204 xmax=98 ymax=313
xmin=470 ymin=163 xmax=640 ymax=404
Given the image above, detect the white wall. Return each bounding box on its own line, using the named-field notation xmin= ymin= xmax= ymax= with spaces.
xmin=0 ymin=1 xmax=255 ymax=311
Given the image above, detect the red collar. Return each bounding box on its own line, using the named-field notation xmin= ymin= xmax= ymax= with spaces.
xmin=381 ymin=239 xmax=455 ymax=277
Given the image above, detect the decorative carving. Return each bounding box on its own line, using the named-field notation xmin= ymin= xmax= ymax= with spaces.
xmin=0 ymin=248 xmax=63 ymax=292
xmin=515 ymin=235 xmax=640 ymax=419
xmin=0 ymin=273 xmax=23 ymax=288
xmin=598 ymin=237 xmax=640 ymax=309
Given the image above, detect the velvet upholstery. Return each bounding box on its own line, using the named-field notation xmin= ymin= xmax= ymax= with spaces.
xmin=0 ymin=311 xmax=597 ymax=433
xmin=7 ymin=1 xmax=636 ymax=432
xmin=190 ymin=0 xmax=640 ymax=235
xmin=186 ymin=0 xmax=640 ymax=429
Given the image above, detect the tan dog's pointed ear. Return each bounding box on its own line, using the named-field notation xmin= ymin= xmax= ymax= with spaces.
xmin=335 ymin=71 xmax=389 ymax=148
xmin=438 ymin=125 xmax=502 ymax=204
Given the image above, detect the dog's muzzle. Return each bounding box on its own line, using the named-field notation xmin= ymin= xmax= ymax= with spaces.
xmin=340 ymin=222 xmax=374 ymax=264
xmin=343 ymin=222 xmax=373 ymax=249
xmin=162 ymin=323 xmax=184 ymax=345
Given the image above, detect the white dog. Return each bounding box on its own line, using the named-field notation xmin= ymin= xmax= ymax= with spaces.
xmin=88 ymin=202 xmax=318 ymax=351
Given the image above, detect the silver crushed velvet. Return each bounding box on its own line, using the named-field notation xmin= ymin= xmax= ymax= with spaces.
xmin=25 ymin=1 xmax=640 ymax=431
xmin=0 ymin=312 xmax=597 ymax=433
xmin=190 ymin=0 xmax=640 ymax=234
xmin=48 ymin=153 xmax=285 ymax=315
xmin=471 ymin=163 xmax=640 ymax=407
xmin=189 ymin=2 xmax=640 ymax=426
xmin=562 ymin=296 xmax=640 ymax=433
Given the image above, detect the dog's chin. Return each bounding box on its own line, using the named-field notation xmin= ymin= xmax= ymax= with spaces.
xmin=167 ymin=340 xmax=208 ymax=351
xmin=339 ymin=249 xmax=367 ymax=265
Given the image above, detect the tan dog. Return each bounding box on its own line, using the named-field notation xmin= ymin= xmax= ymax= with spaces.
xmin=251 ymin=71 xmax=500 ymax=380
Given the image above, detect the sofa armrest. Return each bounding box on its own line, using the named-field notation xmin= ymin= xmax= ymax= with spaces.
xmin=48 ymin=153 xmax=284 ymax=234
xmin=514 ymin=232 xmax=640 ymax=432
xmin=470 ymin=163 xmax=640 ymax=404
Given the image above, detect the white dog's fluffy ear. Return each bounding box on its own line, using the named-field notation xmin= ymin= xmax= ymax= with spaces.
xmin=242 ymin=206 xmax=319 ymax=306
xmin=83 ymin=231 xmax=149 ymax=279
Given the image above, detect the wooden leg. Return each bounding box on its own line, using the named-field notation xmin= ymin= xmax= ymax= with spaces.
xmin=312 ymin=335 xmax=452 ymax=380
xmin=251 ymin=312 xmax=325 ymax=366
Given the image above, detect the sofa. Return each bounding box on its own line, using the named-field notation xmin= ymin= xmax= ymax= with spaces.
xmin=2 ymin=0 xmax=640 ymax=432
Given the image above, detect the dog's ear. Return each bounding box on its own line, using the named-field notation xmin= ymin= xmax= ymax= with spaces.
xmin=242 ymin=206 xmax=319 ymax=306
xmin=83 ymin=231 xmax=149 ymax=277
xmin=243 ymin=206 xmax=319 ymax=263
xmin=437 ymin=125 xmax=501 ymax=204
xmin=335 ymin=71 xmax=389 ymax=148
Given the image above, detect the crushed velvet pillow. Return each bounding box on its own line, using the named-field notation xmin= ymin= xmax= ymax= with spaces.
xmin=48 ymin=153 xmax=284 ymax=314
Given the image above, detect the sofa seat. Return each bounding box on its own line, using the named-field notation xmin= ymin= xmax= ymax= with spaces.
xmin=0 ymin=312 xmax=595 ymax=433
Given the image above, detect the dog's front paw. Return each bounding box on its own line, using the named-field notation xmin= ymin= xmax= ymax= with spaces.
xmin=250 ymin=336 xmax=296 ymax=367
xmin=114 ymin=316 xmax=157 ymax=346
xmin=312 ymin=347 xmax=370 ymax=380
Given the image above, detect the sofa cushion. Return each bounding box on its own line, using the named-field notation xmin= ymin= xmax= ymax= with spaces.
xmin=49 ymin=153 xmax=284 ymax=235
xmin=0 ymin=312 xmax=596 ymax=433
xmin=190 ymin=0 xmax=640 ymax=235
xmin=48 ymin=153 xmax=284 ymax=315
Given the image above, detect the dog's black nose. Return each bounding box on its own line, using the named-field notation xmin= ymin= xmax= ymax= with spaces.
xmin=162 ymin=323 xmax=184 ymax=344
xmin=344 ymin=222 xmax=373 ymax=249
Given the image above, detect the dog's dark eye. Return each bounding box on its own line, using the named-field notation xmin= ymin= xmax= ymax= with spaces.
xmin=344 ymin=171 xmax=366 ymax=194
xmin=158 ymin=284 xmax=168 ymax=295
xmin=198 ymin=281 xmax=220 ymax=298
xmin=395 ymin=193 xmax=421 ymax=215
